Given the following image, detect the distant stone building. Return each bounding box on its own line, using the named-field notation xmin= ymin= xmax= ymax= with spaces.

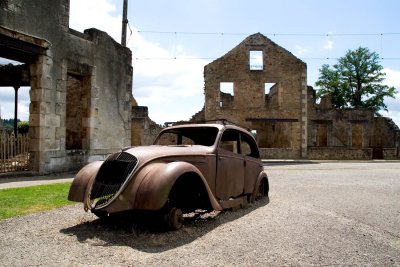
xmin=0 ymin=0 xmax=133 ymax=173
xmin=193 ymin=33 xmax=399 ymax=160
xmin=200 ymin=33 xmax=308 ymax=159
xmin=308 ymin=92 xmax=400 ymax=160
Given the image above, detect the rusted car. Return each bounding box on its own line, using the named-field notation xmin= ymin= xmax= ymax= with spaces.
xmin=68 ymin=122 xmax=269 ymax=230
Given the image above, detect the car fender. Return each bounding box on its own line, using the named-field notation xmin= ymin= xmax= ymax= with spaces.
xmin=132 ymin=161 xmax=222 ymax=211
xmin=251 ymin=171 xmax=269 ymax=202
xmin=68 ymin=161 xmax=103 ymax=202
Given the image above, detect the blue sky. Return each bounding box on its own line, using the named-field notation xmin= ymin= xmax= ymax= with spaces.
xmin=1 ymin=0 xmax=399 ymax=126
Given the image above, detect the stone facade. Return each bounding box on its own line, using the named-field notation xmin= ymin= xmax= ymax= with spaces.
xmin=0 ymin=0 xmax=133 ymax=173
xmin=201 ymin=33 xmax=308 ymax=158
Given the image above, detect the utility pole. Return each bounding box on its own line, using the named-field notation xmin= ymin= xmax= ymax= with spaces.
xmin=13 ymin=85 xmax=19 ymax=135
xmin=121 ymin=0 xmax=128 ymax=46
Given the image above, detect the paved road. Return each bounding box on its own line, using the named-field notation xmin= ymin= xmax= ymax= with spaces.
xmin=0 ymin=162 xmax=399 ymax=266
xmin=264 ymin=161 xmax=400 ymax=266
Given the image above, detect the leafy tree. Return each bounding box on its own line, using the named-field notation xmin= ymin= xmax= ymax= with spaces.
xmin=315 ymin=47 xmax=397 ymax=114
xmin=17 ymin=121 xmax=29 ymax=135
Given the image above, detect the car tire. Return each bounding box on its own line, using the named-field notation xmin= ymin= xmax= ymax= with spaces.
xmin=164 ymin=207 xmax=184 ymax=230
xmin=256 ymin=179 xmax=268 ymax=200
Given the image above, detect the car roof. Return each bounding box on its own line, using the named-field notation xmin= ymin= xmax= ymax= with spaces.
xmin=162 ymin=123 xmax=252 ymax=135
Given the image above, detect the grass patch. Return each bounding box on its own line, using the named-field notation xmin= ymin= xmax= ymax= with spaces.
xmin=0 ymin=182 xmax=74 ymax=220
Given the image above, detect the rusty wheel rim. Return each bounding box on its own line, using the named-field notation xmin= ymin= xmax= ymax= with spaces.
xmin=168 ymin=207 xmax=183 ymax=230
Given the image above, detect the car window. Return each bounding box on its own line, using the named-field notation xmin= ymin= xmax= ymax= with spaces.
xmin=240 ymin=140 xmax=252 ymax=155
xmin=157 ymin=132 xmax=195 ymax=146
xmin=154 ymin=127 xmax=218 ymax=146
xmin=219 ymin=129 xmax=260 ymax=158
xmin=240 ymin=133 xmax=260 ymax=158
xmin=219 ymin=130 xmax=240 ymax=154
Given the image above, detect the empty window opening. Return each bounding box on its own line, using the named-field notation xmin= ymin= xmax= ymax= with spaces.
xmin=66 ymin=73 xmax=90 ymax=150
xmin=219 ymin=82 xmax=234 ymax=108
xmin=265 ymin=83 xmax=276 ymax=94
xmin=249 ymin=50 xmax=263 ymax=70
xmin=220 ymin=82 xmax=234 ymax=95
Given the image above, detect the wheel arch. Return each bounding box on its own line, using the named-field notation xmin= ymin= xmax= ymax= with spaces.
xmin=68 ymin=161 xmax=103 ymax=202
xmin=133 ymin=161 xmax=222 ymax=211
xmin=251 ymin=171 xmax=269 ymax=202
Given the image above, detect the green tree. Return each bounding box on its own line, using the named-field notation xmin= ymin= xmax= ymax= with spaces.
xmin=315 ymin=47 xmax=397 ymax=114
xmin=17 ymin=121 xmax=29 ymax=135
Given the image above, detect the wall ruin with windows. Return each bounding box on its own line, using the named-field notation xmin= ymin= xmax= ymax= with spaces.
xmin=201 ymin=33 xmax=308 ymax=158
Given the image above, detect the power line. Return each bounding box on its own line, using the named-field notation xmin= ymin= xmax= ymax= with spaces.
xmin=138 ymin=30 xmax=400 ymax=37
xmin=134 ymin=57 xmax=400 ymax=61
xmin=133 ymin=30 xmax=400 ymax=61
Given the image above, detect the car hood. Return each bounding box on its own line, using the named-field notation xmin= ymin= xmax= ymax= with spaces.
xmin=123 ymin=145 xmax=214 ymax=164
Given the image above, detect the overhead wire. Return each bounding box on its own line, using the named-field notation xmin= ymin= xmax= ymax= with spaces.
xmin=133 ymin=30 xmax=400 ymax=61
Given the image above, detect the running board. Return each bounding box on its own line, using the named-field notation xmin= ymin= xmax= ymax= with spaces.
xmin=219 ymin=196 xmax=248 ymax=210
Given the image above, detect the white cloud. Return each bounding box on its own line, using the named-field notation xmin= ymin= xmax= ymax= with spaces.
xmin=384 ymin=68 xmax=400 ymax=88
xmin=294 ymin=45 xmax=309 ymax=56
xmin=323 ymin=40 xmax=334 ymax=50
xmin=381 ymin=68 xmax=400 ymax=126
xmin=70 ymin=0 xmax=121 ymax=41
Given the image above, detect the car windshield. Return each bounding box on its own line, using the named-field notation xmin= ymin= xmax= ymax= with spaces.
xmin=154 ymin=126 xmax=219 ymax=147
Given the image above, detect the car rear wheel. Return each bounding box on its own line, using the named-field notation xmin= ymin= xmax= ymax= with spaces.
xmin=256 ymin=179 xmax=268 ymax=200
xmin=164 ymin=207 xmax=184 ymax=230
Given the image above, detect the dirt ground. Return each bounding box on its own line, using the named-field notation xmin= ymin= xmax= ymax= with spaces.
xmin=0 ymin=161 xmax=399 ymax=266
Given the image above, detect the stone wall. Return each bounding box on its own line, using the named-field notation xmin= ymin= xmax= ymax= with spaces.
xmin=1 ymin=0 xmax=133 ymax=173
xmin=307 ymin=87 xmax=400 ymax=160
xmin=131 ymin=105 xmax=161 ymax=146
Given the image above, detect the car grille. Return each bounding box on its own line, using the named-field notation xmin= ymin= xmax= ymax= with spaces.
xmin=89 ymin=152 xmax=138 ymax=209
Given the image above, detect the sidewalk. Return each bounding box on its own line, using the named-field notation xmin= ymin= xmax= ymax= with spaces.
xmin=0 ymin=172 xmax=75 ymax=190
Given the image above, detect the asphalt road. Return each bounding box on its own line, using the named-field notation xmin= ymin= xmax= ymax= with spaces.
xmin=0 ymin=161 xmax=399 ymax=266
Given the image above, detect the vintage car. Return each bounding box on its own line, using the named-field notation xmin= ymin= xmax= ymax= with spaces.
xmin=68 ymin=122 xmax=269 ymax=230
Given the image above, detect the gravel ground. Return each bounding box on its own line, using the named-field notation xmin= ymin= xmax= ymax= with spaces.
xmin=0 ymin=162 xmax=399 ymax=266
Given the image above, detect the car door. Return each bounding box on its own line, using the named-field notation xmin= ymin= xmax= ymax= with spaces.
xmin=216 ymin=129 xmax=245 ymax=200
xmin=239 ymin=133 xmax=263 ymax=194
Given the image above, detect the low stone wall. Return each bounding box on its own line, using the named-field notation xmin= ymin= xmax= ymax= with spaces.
xmin=308 ymin=147 xmax=372 ymax=160
xmin=259 ymin=148 xmax=299 ymax=159
xmin=383 ymin=148 xmax=399 ymax=160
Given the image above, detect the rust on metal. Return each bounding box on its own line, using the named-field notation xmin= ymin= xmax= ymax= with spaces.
xmin=68 ymin=122 xmax=269 ymax=230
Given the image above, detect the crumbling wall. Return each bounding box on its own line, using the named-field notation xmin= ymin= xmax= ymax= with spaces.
xmin=203 ymin=33 xmax=308 ymax=158
xmin=1 ymin=0 xmax=133 ymax=173
xmin=307 ymin=88 xmax=399 ymax=159
xmin=131 ymin=105 xmax=161 ymax=146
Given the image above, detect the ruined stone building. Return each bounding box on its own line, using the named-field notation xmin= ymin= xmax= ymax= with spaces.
xmin=307 ymin=93 xmax=400 ymax=160
xmin=1 ymin=0 xmax=133 ymax=173
xmin=193 ymin=33 xmax=399 ymax=160
xmin=196 ymin=33 xmax=308 ymax=159
xmin=131 ymin=100 xmax=161 ymax=146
